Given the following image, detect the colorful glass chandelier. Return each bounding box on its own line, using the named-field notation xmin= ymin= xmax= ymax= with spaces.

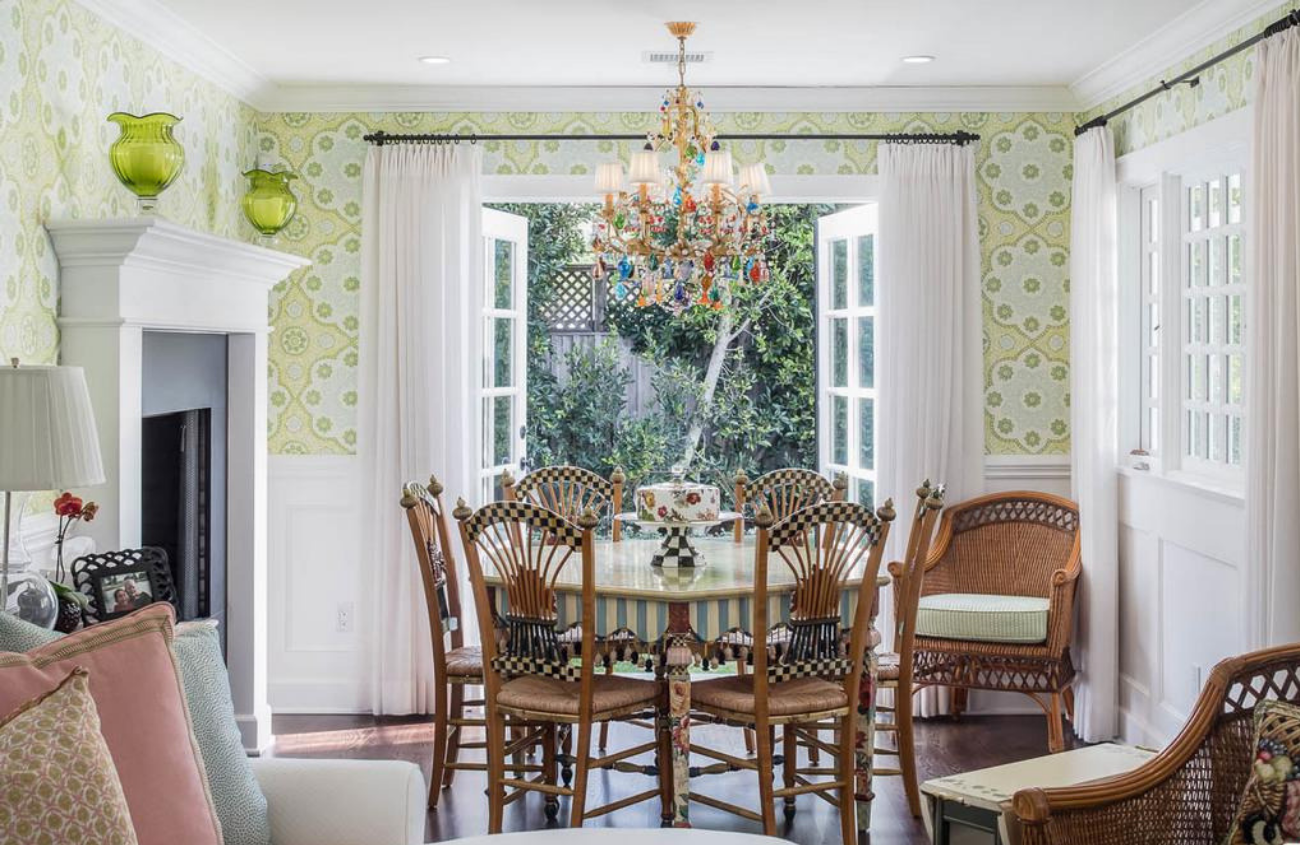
xmin=592 ymin=21 xmax=772 ymax=313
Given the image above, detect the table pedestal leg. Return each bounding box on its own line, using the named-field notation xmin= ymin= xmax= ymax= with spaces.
xmin=666 ymin=641 xmax=693 ymax=828
xmin=855 ymin=648 xmax=878 ymax=837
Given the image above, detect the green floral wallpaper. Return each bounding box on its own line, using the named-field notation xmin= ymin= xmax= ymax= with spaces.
xmin=0 ymin=0 xmax=257 ymax=366
xmin=255 ymin=111 xmax=1075 ymax=456
xmin=1080 ymin=0 xmax=1299 ymax=156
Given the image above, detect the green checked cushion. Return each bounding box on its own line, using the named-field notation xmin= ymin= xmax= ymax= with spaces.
xmin=915 ymin=593 xmax=1050 ymax=644
xmin=0 ymin=613 xmax=270 ymax=845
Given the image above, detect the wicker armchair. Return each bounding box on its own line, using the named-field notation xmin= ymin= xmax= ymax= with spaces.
xmin=1013 ymin=643 xmax=1300 ymax=845
xmin=910 ymin=491 xmax=1081 ymax=751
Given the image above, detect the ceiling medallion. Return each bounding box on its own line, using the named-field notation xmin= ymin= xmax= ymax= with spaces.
xmin=592 ymin=21 xmax=771 ymax=314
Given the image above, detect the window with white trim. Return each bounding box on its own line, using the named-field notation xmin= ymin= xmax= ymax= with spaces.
xmin=1180 ymin=171 xmax=1245 ymax=470
xmin=1128 ymin=164 xmax=1246 ymax=475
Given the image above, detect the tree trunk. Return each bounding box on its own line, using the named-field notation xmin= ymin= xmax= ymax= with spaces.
xmin=680 ymin=311 xmax=749 ymax=468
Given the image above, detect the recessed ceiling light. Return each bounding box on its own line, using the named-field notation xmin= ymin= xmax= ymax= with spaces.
xmin=418 ymin=55 xmax=452 ymax=65
xmin=902 ymin=55 xmax=935 ymax=64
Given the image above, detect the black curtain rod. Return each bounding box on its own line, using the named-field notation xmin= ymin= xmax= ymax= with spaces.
xmin=363 ymin=130 xmax=979 ymax=146
xmin=1077 ymin=7 xmax=1300 ymax=137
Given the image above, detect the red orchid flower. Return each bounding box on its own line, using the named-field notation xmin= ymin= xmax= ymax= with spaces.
xmin=54 ymin=492 xmax=83 ymax=517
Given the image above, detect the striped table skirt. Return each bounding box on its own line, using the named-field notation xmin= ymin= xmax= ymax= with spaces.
xmin=490 ymin=588 xmax=864 ymax=644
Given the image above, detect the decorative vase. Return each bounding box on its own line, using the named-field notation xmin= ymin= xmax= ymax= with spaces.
xmin=241 ymin=169 xmax=299 ymax=241
xmin=107 ymin=112 xmax=185 ymax=213
xmin=54 ymin=592 xmax=82 ymax=634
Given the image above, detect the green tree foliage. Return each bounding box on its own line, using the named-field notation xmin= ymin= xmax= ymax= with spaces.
xmin=493 ymin=202 xmax=834 ymax=496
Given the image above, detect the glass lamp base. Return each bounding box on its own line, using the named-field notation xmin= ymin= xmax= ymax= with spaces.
xmin=3 ymin=570 xmax=58 ymax=629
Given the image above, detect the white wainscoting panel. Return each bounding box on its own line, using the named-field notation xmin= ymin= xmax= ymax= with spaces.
xmin=1116 ymin=468 xmax=1245 ymax=748
xmin=268 ymin=455 xmax=369 ymax=713
xmin=267 ymin=454 xmax=1072 ymax=714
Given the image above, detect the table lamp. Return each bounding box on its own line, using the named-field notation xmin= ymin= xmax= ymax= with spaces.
xmin=0 ymin=359 xmax=104 ymax=626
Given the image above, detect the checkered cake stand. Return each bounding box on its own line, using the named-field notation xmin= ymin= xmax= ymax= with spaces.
xmin=614 ymin=512 xmax=742 ymax=569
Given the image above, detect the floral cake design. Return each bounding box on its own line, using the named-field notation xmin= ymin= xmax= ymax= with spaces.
xmin=635 ymin=483 xmax=720 ymax=523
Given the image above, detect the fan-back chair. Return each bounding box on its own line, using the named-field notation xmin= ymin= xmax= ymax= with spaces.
xmin=400 ymin=476 xmax=502 ymax=808
xmin=910 ymin=490 xmax=1081 ymax=751
xmin=878 ymin=480 xmax=945 ymax=817
xmin=455 ymin=499 xmax=669 ymax=831
xmin=503 ymin=464 xmax=625 ymax=540
xmin=1014 ymin=642 xmax=1300 ymax=844
xmin=690 ymin=499 xmax=895 ymax=845
xmin=727 ymin=467 xmax=846 ymax=754
xmin=503 ymin=464 xmax=630 ymax=751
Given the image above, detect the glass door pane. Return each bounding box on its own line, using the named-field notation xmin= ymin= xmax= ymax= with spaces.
xmin=480 ymin=208 xmax=529 ymax=503
xmin=816 ymin=205 xmax=878 ymax=503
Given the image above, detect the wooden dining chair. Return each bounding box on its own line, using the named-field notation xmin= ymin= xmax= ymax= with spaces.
xmin=877 ymin=480 xmax=945 ymax=818
xmin=690 ymin=499 xmax=894 ymax=845
xmin=732 ymin=467 xmax=846 ymax=543
xmin=503 ymin=464 xmax=626 ymax=540
xmin=400 ymin=475 xmax=498 ymax=809
xmin=503 ymin=464 xmax=631 ymax=750
xmin=454 ymin=499 xmax=669 ymax=831
xmin=726 ymin=467 xmax=847 ymax=754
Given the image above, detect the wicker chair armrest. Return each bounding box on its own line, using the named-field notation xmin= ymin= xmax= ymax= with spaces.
xmin=1043 ymin=566 xmax=1080 ymax=655
xmin=1012 ymin=749 xmax=1218 ymax=845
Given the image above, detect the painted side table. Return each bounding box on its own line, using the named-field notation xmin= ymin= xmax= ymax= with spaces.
xmin=485 ymin=535 xmax=890 ymax=834
xmin=920 ymin=743 xmax=1157 ymax=845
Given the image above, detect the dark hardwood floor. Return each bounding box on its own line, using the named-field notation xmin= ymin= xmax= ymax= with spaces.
xmin=270 ymin=710 xmax=1076 ymax=844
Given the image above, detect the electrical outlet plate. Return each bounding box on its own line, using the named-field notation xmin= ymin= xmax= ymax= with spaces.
xmin=337 ymin=601 xmax=354 ymax=633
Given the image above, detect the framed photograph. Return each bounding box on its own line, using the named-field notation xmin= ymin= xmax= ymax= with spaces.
xmin=91 ymin=566 xmax=158 ymax=620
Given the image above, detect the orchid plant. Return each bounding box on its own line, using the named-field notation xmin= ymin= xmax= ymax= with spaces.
xmin=53 ymin=492 xmax=98 ymax=585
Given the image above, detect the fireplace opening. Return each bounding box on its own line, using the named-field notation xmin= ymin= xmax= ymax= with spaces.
xmin=141 ymin=331 xmax=229 ymax=652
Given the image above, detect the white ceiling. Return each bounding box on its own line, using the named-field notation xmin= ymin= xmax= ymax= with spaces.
xmin=158 ymin=0 xmax=1200 ymax=90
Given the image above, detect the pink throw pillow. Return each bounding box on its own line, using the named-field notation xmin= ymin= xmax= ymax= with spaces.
xmin=0 ymin=603 xmax=221 ymax=845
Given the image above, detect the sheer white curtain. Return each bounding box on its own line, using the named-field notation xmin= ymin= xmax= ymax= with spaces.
xmin=360 ymin=144 xmax=483 ymax=715
xmin=1069 ymin=126 xmax=1119 ymax=742
xmin=876 ymin=143 xmax=983 ymax=714
xmin=1246 ymin=28 xmax=1300 ymax=648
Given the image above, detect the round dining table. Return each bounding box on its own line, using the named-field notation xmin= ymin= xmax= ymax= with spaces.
xmin=484 ymin=533 xmax=889 ymax=834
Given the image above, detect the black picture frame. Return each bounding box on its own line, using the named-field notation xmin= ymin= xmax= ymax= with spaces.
xmin=72 ymin=548 xmax=176 ymax=625
xmin=90 ymin=565 xmax=159 ymax=620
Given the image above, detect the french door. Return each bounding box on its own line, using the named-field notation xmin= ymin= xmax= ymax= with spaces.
xmin=816 ymin=205 xmax=879 ymax=508
xmin=479 ymin=208 xmax=529 ymax=504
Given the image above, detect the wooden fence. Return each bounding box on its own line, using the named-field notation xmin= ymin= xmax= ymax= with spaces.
xmin=539 ymin=264 xmax=660 ymax=417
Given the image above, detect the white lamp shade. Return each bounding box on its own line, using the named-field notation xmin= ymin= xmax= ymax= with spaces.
xmin=701 ymin=149 xmax=734 ymax=187
xmin=628 ymin=149 xmax=660 ymax=186
xmin=739 ymin=163 xmax=772 ymax=198
xmin=594 ymin=162 xmax=625 ymax=194
xmin=0 ymin=364 xmax=104 ymax=490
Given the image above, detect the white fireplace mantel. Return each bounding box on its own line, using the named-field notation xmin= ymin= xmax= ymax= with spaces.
xmin=48 ymin=217 xmax=310 ymax=752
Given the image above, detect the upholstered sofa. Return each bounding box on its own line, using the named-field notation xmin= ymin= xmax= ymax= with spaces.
xmin=252 ymin=756 xmax=425 ymax=845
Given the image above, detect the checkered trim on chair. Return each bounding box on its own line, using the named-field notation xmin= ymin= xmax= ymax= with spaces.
xmin=516 ymin=465 xmax=615 ymax=501
xmin=750 ymin=468 xmax=836 ymax=500
xmin=463 ymin=500 xmax=585 ymax=547
xmin=769 ymin=501 xmax=883 ymax=546
xmin=766 ymin=656 xmax=855 ymax=682
xmin=490 ymin=654 xmax=583 ymax=681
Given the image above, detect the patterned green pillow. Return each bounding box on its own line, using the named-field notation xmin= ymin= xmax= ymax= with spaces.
xmin=0 ymin=613 xmax=271 ymax=845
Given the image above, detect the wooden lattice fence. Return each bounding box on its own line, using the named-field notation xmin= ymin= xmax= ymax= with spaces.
xmin=539 ymin=265 xmax=659 ymax=416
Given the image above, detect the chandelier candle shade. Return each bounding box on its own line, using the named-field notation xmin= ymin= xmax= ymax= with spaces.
xmin=593 ymin=21 xmax=771 ymax=313
xmin=106 ymin=112 xmax=185 ymax=214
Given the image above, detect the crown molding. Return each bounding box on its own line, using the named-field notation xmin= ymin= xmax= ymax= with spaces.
xmin=256 ymin=84 xmax=1080 ymax=114
xmin=74 ymin=0 xmax=275 ymax=109
xmin=1070 ymin=0 xmax=1290 ymax=112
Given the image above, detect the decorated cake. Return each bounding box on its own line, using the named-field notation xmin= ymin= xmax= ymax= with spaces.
xmin=636 ymin=481 xmax=721 ymax=523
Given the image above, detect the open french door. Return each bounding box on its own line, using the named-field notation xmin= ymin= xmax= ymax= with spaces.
xmin=816 ymin=205 xmax=879 ymax=508
xmin=479 ymin=208 xmax=529 ymax=504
